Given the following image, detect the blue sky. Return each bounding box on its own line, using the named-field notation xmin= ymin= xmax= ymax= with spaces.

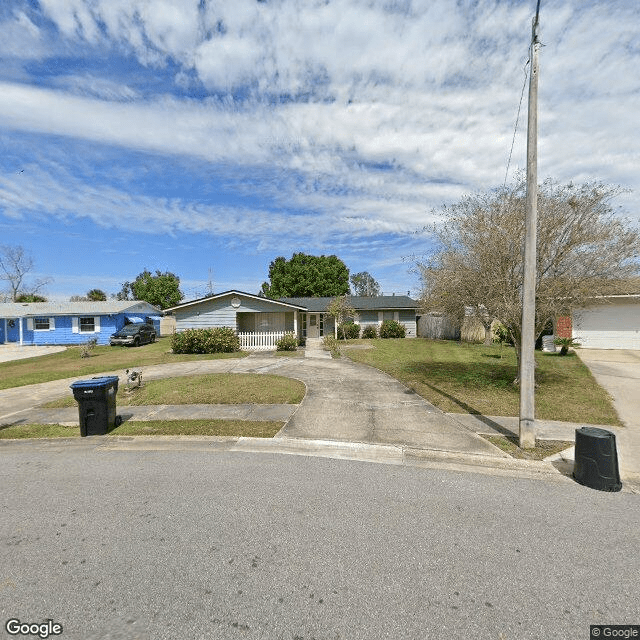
xmin=1 ymin=0 xmax=639 ymax=301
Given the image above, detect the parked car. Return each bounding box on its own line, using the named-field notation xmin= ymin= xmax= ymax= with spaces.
xmin=110 ymin=323 xmax=156 ymax=347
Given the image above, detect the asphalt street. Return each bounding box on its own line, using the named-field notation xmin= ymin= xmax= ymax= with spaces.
xmin=1 ymin=440 xmax=638 ymax=640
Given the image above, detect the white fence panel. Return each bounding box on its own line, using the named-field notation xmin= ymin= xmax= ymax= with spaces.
xmin=238 ymin=331 xmax=288 ymax=351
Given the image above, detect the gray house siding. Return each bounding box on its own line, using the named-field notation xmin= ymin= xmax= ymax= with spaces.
xmin=172 ymin=293 xmax=302 ymax=334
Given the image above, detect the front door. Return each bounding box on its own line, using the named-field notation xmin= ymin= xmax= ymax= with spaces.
xmin=307 ymin=314 xmax=320 ymax=339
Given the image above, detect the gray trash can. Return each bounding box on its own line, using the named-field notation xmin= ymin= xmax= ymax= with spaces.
xmin=70 ymin=376 xmax=122 ymax=436
xmin=573 ymin=427 xmax=622 ymax=492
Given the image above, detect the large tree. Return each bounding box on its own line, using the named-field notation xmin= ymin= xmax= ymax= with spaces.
xmin=350 ymin=271 xmax=381 ymax=297
xmin=418 ymin=179 xmax=640 ymax=376
xmin=0 ymin=245 xmax=51 ymax=302
xmin=261 ymin=253 xmax=350 ymax=298
xmin=117 ymin=269 xmax=183 ymax=309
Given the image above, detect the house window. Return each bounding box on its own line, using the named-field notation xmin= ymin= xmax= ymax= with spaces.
xmin=79 ymin=317 xmax=95 ymax=332
xmin=301 ymin=313 xmax=307 ymax=338
xmin=34 ymin=317 xmax=50 ymax=330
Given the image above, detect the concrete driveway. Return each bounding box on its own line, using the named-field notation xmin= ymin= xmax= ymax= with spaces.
xmin=0 ymin=354 xmax=503 ymax=459
xmin=576 ymin=349 xmax=640 ymax=485
xmin=0 ymin=344 xmax=66 ymax=362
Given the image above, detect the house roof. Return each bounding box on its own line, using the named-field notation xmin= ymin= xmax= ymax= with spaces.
xmin=165 ymin=290 xmax=307 ymax=312
xmin=0 ymin=300 xmax=161 ymax=318
xmin=280 ymin=295 xmax=418 ymax=312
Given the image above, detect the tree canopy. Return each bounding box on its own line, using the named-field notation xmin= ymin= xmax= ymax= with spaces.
xmin=117 ymin=269 xmax=183 ymax=309
xmin=87 ymin=288 xmax=107 ymax=301
xmin=418 ymin=179 xmax=640 ymax=364
xmin=261 ymin=253 xmax=350 ymax=298
xmin=350 ymin=271 xmax=381 ymax=297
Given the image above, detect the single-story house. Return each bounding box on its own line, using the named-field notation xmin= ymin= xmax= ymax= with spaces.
xmin=165 ymin=290 xmax=418 ymax=350
xmin=0 ymin=301 xmax=162 ymax=346
xmin=557 ymin=295 xmax=640 ymax=350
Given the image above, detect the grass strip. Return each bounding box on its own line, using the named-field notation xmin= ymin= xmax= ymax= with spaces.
xmin=43 ymin=373 xmax=306 ymax=408
xmin=345 ymin=339 xmax=621 ymax=425
xmin=482 ymin=435 xmax=573 ymax=460
xmin=0 ymin=338 xmax=247 ymax=390
xmin=0 ymin=420 xmax=283 ymax=439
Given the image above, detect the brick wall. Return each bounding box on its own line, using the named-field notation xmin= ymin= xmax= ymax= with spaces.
xmin=555 ymin=315 xmax=572 ymax=338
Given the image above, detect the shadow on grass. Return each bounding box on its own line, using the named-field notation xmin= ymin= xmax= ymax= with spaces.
xmin=419 ymin=379 xmax=516 ymax=438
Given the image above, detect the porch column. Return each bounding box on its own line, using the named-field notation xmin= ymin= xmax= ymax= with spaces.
xmin=293 ymin=311 xmax=298 ymax=337
xmin=3 ymin=318 xmax=6 ymax=344
xmin=19 ymin=316 xmax=23 ymax=346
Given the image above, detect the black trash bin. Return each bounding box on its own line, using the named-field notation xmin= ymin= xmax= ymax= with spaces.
xmin=573 ymin=426 xmax=622 ymax=492
xmin=70 ymin=376 xmax=122 ymax=437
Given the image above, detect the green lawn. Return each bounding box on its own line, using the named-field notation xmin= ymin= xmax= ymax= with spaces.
xmin=0 ymin=420 xmax=283 ymax=440
xmin=43 ymin=373 xmax=306 ymax=407
xmin=0 ymin=337 xmax=247 ymax=390
xmin=344 ymin=339 xmax=621 ymax=425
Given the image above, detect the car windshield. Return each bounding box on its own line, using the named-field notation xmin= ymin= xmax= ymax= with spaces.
xmin=117 ymin=324 xmax=144 ymax=335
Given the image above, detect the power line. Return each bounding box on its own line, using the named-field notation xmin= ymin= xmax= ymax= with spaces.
xmin=503 ymin=58 xmax=530 ymax=189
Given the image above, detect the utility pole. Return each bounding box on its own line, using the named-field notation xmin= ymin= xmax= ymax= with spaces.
xmin=519 ymin=0 xmax=541 ymax=449
xmin=207 ymin=268 xmax=214 ymax=296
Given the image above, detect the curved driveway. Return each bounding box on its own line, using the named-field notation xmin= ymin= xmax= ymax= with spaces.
xmin=0 ymin=354 xmax=502 ymax=457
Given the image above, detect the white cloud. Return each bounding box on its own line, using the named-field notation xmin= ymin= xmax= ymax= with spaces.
xmin=1 ymin=0 xmax=639 ymax=260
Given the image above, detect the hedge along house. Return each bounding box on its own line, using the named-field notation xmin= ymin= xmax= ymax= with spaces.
xmin=166 ymin=291 xmax=418 ymax=350
xmin=281 ymin=295 xmax=419 ymax=340
xmin=0 ymin=301 xmax=162 ymax=346
xmin=165 ymin=291 xmax=307 ymax=351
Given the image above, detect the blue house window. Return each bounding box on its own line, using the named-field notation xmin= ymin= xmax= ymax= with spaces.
xmin=34 ymin=317 xmax=50 ymax=330
xmin=80 ymin=317 xmax=95 ymax=332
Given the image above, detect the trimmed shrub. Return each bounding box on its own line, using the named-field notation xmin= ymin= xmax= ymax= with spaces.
xmin=379 ymin=319 xmax=406 ymax=339
xmin=276 ymin=333 xmax=298 ymax=351
xmin=171 ymin=327 xmax=240 ymax=354
xmin=337 ymin=322 xmax=360 ymax=340
xmin=361 ymin=325 xmax=378 ymax=339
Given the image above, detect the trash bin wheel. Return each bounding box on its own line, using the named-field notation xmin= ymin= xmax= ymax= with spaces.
xmin=115 ymin=415 xmax=123 ymax=427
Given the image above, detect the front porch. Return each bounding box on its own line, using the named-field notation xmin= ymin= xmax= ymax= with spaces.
xmin=235 ymin=311 xmax=335 ymax=350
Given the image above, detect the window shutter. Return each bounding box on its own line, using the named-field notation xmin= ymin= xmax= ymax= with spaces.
xmin=94 ymin=317 xmax=100 ymax=332
xmin=26 ymin=318 xmax=34 ymax=331
xmin=72 ymin=317 xmax=79 ymax=333
xmin=49 ymin=317 xmax=55 ymax=330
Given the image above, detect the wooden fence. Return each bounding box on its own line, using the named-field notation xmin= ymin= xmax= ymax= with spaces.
xmin=237 ymin=331 xmax=289 ymax=351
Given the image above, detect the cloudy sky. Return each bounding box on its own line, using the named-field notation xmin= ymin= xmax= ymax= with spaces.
xmin=0 ymin=0 xmax=638 ymax=301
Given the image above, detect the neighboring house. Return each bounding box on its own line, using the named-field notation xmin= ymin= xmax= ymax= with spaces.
xmin=558 ymin=295 xmax=640 ymax=350
xmin=0 ymin=301 xmax=162 ymax=346
xmin=165 ymin=291 xmax=418 ymax=350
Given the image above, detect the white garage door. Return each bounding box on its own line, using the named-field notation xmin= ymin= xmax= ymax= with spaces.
xmin=573 ymin=304 xmax=640 ymax=350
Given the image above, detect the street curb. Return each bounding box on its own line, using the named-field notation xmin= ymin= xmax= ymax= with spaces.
xmin=0 ymin=434 xmax=575 ymax=482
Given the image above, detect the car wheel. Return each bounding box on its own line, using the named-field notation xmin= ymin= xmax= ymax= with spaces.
xmin=150 ymin=333 xmax=156 ymax=343
xmin=115 ymin=415 xmax=122 ymax=427
xmin=133 ymin=337 xmax=140 ymax=347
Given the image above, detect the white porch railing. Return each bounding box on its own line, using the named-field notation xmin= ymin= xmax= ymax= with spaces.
xmin=237 ymin=331 xmax=289 ymax=351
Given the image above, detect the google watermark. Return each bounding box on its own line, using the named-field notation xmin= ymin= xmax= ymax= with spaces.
xmin=591 ymin=626 xmax=640 ymax=639
xmin=5 ymin=619 xmax=63 ymax=639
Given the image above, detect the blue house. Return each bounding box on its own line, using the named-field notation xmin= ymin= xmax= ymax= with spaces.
xmin=0 ymin=301 xmax=162 ymax=346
